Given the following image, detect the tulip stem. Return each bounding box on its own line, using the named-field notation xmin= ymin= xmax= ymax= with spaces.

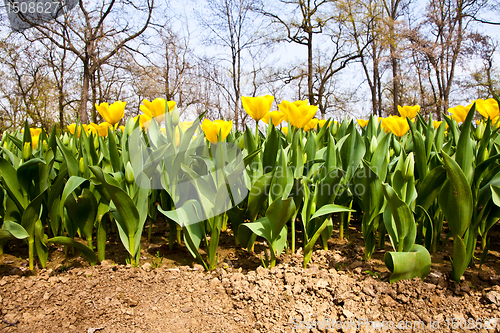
xmin=176 ymin=225 xmax=182 ymax=245
xmin=147 ymin=217 xmax=152 ymax=243
xmin=255 ymin=121 xmax=259 ymax=147
xmin=168 ymin=219 xmax=176 ymax=251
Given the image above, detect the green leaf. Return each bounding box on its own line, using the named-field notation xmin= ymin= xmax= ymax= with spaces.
xmin=455 ymin=103 xmax=475 ymax=184
xmin=90 ymin=166 xmax=143 ymax=257
xmin=491 ymin=185 xmax=500 ymax=207
xmin=64 ymin=188 xmax=98 ymax=238
xmin=384 ymin=244 xmax=431 ymax=283
xmin=17 ymin=158 xmax=46 ymax=195
xmin=35 ymin=219 xmax=47 ymax=268
xmin=382 ymin=183 xmax=415 ymax=252
xmin=240 ymin=218 xmax=272 ymax=245
xmin=48 ymin=237 xmax=97 ymax=266
xmin=246 ymin=169 xmax=275 ymax=221
xmin=438 ymin=150 xmax=473 ymax=238
xmin=340 ymin=122 xmax=365 ymax=180
xmin=310 ymin=203 xmax=355 ymax=220
xmin=370 ymin=132 xmax=390 ymax=180
xmin=408 ymin=119 xmax=428 ymax=180
xmin=243 ymin=148 xmax=262 ymax=167
xmin=0 ymin=158 xmax=27 ymax=210
xmin=107 ymin=128 xmax=122 ymax=173
xmin=56 ymin=136 xmax=79 ymax=177
xmin=269 ymin=149 xmax=292 ymax=202
xmin=415 ymin=166 xmax=446 ymax=212
xmin=0 ymin=221 xmax=29 ymax=242
xmin=451 ymin=235 xmax=467 ymax=283
xmin=262 ymin=125 xmax=279 ymax=172
xmin=266 ymin=197 xmax=296 ymax=242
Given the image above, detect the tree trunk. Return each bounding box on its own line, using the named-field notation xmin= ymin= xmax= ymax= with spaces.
xmin=91 ymin=71 xmax=97 ymax=123
xmin=307 ymin=29 xmax=314 ymax=105
xmin=80 ymin=61 xmax=90 ymax=124
xmin=390 ymin=37 xmax=399 ymax=114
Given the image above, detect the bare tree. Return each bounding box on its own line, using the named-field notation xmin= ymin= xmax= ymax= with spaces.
xmin=255 ymin=0 xmax=336 ymax=106
xmin=16 ymin=0 xmax=155 ymax=123
xmin=0 ymin=36 xmax=60 ymax=130
xmin=345 ymin=0 xmax=386 ymax=116
xmin=196 ymin=0 xmax=267 ymax=129
xmin=468 ymin=33 xmax=499 ymax=98
xmin=409 ymin=0 xmax=484 ymax=115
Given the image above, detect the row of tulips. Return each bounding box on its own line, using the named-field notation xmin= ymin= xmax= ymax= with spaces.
xmin=1 ymin=94 xmax=499 ymax=283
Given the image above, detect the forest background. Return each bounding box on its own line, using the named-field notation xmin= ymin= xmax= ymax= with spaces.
xmin=0 ymin=0 xmax=499 ymax=132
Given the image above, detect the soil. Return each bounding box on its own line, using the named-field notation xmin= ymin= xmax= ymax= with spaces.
xmin=1 ymin=222 xmax=500 ymax=332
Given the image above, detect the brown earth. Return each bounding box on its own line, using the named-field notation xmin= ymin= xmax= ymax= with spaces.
xmin=1 ymin=222 xmax=500 ymax=332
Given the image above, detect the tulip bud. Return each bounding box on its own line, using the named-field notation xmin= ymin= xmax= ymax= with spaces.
xmin=392 ymin=135 xmax=401 ymax=156
xmin=93 ymin=135 xmax=100 ymax=149
xmin=79 ymin=157 xmax=85 ymax=175
xmin=171 ymin=106 xmax=180 ymax=127
xmin=23 ymin=142 xmax=32 ymax=160
xmin=237 ymin=136 xmax=244 ymax=150
xmin=370 ymin=136 xmax=378 ymax=155
xmin=404 ymin=153 xmax=414 ymax=180
xmin=475 ymin=121 xmax=485 ymax=140
xmin=70 ymin=138 xmax=77 ymax=155
xmin=113 ymin=172 xmax=124 ymax=182
xmin=125 ymin=161 xmax=135 ymax=184
xmin=480 ymin=147 xmax=489 ymax=164
xmin=331 ymin=122 xmax=338 ymax=136
xmin=42 ymin=140 xmax=48 ymax=151
xmin=2 ymin=141 xmax=8 ymax=149
xmin=125 ymin=117 xmax=135 ymax=136
xmin=63 ymin=133 xmax=69 ymax=145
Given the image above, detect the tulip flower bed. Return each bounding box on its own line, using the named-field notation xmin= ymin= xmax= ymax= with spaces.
xmin=1 ymin=95 xmax=500 ymax=288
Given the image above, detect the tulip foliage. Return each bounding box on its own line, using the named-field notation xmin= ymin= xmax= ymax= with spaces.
xmin=1 ymin=96 xmax=500 ymax=283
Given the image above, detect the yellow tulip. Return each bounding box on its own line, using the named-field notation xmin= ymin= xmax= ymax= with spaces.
xmin=170 ymin=121 xmax=196 ymax=147
xmin=140 ymin=98 xmax=176 ymax=122
xmin=241 ymin=95 xmax=274 ymax=121
xmin=318 ymin=119 xmax=330 ymax=128
xmin=29 ymin=128 xmax=41 ymax=137
xmin=282 ymin=127 xmax=288 ymax=135
xmin=31 ymin=135 xmax=40 ymax=149
xmin=90 ymin=122 xmax=113 ymax=137
xmin=357 ymin=119 xmax=369 ymax=127
xmin=84 ymin=124 xmax=98 ymax=136
xmin=262 ymin=111 xmax=285 ymax=126
xmin=397 ymin=105 xmax=420 ymax=119
xmin=119 ymin=126 xmax=125 ymax=132
xmin=278 ymin=100 xmax=317 ymax=129
xmin=382 ymin=116 xmax=410 ymax=137
xmin=24 ymin=128 xmax=42 ymax=149
xmin=448 ymin=104 xmax=472 ymax=123
xmin=179 ymin=121 xmax=195 ymax=132
xmin=67 ymin=124 xmax=88 ymax=137
xmin=133 ymin=114 xmax=153 ymax=129
xmin=95 ymin=101 xmax=126 ymax=126
xmin=67 ymin=123 xmax=77 ymax=135
xmin=433 ymin=121 xmax=443 ymax=129
xmin=492 ymin=116 xmax=500 ymax=129
xmin=475 ymin=98 xmax=500 ymax=119
xmin=201 ymin=119 xmax=232 ymax=143
xmin=304 ymin=118 xmax=319 ymax=131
